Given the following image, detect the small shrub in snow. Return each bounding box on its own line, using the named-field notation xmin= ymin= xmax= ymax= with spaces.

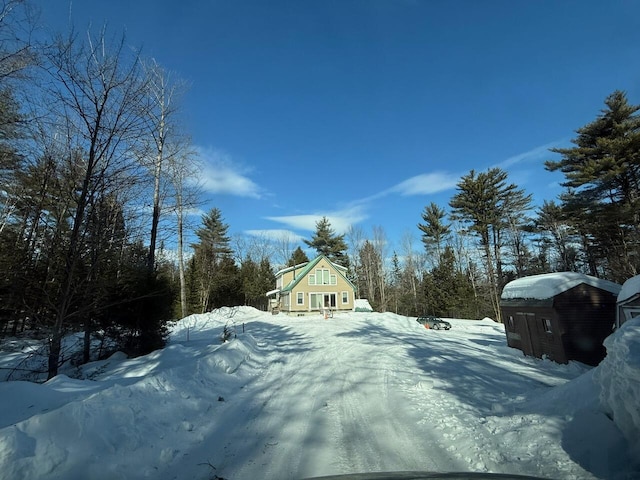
xmin=219 ymin=322 xmax=236 ymax=343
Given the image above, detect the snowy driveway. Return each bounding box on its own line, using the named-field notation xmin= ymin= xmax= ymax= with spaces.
xmin=0 ymin=309 xmax=634 ymax=480
xmin=215 ymin=316 xmax=453 ymax=478
xmin=173 ymin=312 xmax=599 ymax=480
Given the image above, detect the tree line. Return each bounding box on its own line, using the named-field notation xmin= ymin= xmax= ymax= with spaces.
xmin=293 ymin=90 xmax=640 ymax=323
xmin=0 ymin=2 xmax=199 ymax=378
xmin=1 ymin=1 xmax=638 ymax=380
xmin=352 ymin=90 xmax=640 ymax=321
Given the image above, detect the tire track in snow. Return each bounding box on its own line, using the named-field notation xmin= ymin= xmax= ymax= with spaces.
xmin=218 ymin=316 xmax=461 ymax=479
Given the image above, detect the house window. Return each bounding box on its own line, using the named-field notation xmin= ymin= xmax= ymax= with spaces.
xmin=308 ymin=269 xmax=337 ymax=285
xmin=297 ymin=292 xmax=304 ymax=305
xmin=542 ymin=318 xmax=552 ymax=333
xmin=342 ymin=291 xmax=349 ymax=304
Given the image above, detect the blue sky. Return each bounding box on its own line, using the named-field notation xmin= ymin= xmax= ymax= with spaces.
xmin=38 ymin=1 xmax=640 ymax=253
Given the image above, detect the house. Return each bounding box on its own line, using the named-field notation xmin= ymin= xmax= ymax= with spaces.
xmin=266 ymin=254 xmax=356 ymax=315
xmin=500 ymin=272 xmax=621 ymax=366
xmin=617 ymin=274 xmax=640 ymax=329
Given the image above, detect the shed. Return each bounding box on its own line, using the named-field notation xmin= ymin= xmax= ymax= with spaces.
xmin=500 ymin=272 xmax=621 ymax=366
xmin=617 ymin=274 xmax=640 ymax=328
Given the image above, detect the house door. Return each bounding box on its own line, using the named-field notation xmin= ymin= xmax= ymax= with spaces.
xmin=310 ymin=293 xmax=337 ymax=311
xmin=323 ymin=293 xmax=336 ymax=308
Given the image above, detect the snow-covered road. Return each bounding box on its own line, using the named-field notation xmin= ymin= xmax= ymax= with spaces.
xmin=1 ymin=308 xmax=637 ymax=480
xmin=165 ymin=311 xmax=613 ymax=480
xmin=217 ymin=316 xmax=449 ymax=478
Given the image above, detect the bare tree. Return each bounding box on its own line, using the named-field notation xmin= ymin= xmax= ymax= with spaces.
xmin=167 ymin=147 xmax=200 ymax=319
xmin=0 ymin=0 xmax=37 ymax=82
xmin=0 ymin=0 xmax=36 ymax=236
xmin=346 ymin=225 xmax=364 ymax=298
xmin=139 ymin=58 xmax=188 ymax=273
xmin=359 ymin=239 xmax=378 ymax=304
xmin=43 ymin=26 xmax=148 ymax=378
xmin=274 ymin=231 xmax=296 ymax=268
xmin=399 ymin=231 xmax=421 ymax=314
xmin=372 ymin=225 xmax=389 ymax=311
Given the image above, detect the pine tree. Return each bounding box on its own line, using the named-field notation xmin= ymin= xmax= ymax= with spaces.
xmin=288 ymin=246 xmax=310 ymax=266
xmin=449 ymin=168 xmax=532 ymax=322
xmin=239 ymin=257 xmax=275 ymax=310
xmin=191 ymin=208 xmax=234 ymax=312
xmin=304 ymin=216 xmax=348 ymax=264
xmin=545 ymin=90 xmax=640 ymax=280
xmin=418 ymin=202 xmax=451 ymax=261
xmin=534 ymin=200 xmax=579 ymax=272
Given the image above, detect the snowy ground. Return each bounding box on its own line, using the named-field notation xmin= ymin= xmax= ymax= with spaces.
xmin=0 ymin=308 xmax=638 ymax=480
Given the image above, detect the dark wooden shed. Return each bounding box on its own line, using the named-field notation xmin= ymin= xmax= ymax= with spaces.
xmin=500 ymin=272 xmax=621 ymax=366
xmin=617 ymin=274 xmax=640 ymax=328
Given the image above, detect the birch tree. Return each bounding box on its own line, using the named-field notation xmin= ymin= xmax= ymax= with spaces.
xmin=140 ymin=58 xmax=188 ymax=273
xmin=167 ymin=147 xmax=199 ymax=318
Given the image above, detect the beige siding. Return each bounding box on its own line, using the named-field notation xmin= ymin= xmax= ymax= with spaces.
xmin=275 ymin=258 xmax=355 ymax=313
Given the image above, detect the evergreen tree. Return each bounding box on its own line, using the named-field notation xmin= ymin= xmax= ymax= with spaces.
xmin=304 ymin=216 xmax=348 ymax=264
xmin=533 ymin=200 xmax=579 ymax=272
xmin=288 ymin=246 xmax=310 ymax=266
xmin=104 ymin=241 xmax=173 ymax=357
xmin=190 ymin=208 xmax=234 ymax=312
xmin=545 ymin=90 xmax=640 ymax=280
xmin=423 ymin=246 xmax=477 ymax=319
xmin=418 ymin=202 xmax=451 ymax=260
xmin=449 ymin=168 xmax=532 ymax=322
xmin=240 ymin=256 xmax=275 ymax=310
xmin=208 ymin=256 xmax=243 ymax=308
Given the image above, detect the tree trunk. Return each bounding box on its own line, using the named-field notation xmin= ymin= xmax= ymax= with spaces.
xmin=83 ymin=321 xmax=91 ymax=364
xmin=177 ymin=201 xmax=187 ymax=318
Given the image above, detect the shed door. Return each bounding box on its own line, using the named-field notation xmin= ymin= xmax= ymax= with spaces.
xmin=517 ymin=312 xmax=542 ymax=358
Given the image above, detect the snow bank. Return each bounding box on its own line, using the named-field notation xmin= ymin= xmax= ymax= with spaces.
xmin=353 ymin=299 xmax=373 ymax=312
xmin=594 ymin=317 xmax=640 ymax=457
xmin=501 ymin=272 xmax=621 ymax=300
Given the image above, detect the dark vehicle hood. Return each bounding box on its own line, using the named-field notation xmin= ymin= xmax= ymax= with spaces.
xmin=303 ymin=472 xmax=550 ymax=480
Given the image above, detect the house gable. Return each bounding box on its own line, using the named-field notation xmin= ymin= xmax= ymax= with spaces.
xmin=270 ymin=254 xmax=355 ymax=313
xmin=280 ymin=255 xmax=354 ymax=293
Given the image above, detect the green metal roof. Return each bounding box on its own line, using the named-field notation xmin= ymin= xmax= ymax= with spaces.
xmin=280 ymin=254 xmax=355 ymax=293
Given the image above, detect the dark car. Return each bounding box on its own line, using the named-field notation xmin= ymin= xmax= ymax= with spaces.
xmin=416 ymin=316 xmax=451 ymax=330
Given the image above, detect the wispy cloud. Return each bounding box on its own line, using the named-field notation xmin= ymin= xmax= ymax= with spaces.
xmin=266 ymin=206 xmax=368 ymax=234
xmin=388 ymin=172 xmax=460 ymax=196
xmin=494 ymin=140 xmax=566 ymax=170
xmin=262 ymin=168 xmax=474 ymax=235
xmin=195 ymin=147 xmax=263 ymax=199
xmin=346 ymin=171 xmax=461 ymax=207
xmin=244 ymin=229 xmax=306 ymax=243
